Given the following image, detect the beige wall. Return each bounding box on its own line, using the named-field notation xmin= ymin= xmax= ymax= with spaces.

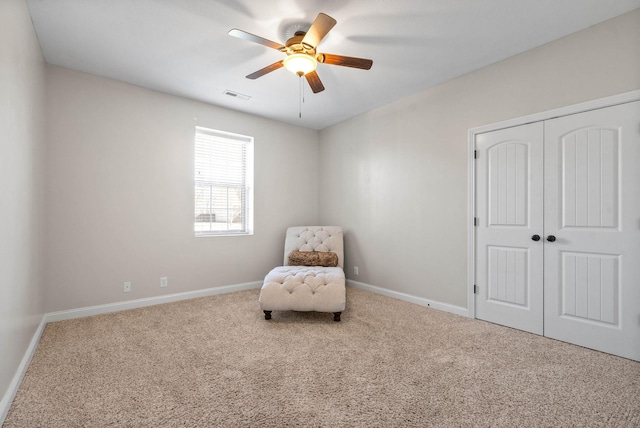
xmin=0 ymin=0 xmax=46 ymax=412
xmin=43 ymin=66 xmax=319 ymax=312
xmin=318 ymin=9 xmax=640 ymax=308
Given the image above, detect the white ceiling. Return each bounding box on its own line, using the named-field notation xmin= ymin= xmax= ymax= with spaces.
xmin=26 ymin=0 xmax=640 ymax=130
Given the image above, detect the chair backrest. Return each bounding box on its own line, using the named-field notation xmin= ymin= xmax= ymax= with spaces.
xmin=283 ymin=226 xmax=344 ymax=269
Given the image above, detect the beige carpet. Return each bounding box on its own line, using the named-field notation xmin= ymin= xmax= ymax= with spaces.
xmin=4 ymin=287 xmax=640 ymax=427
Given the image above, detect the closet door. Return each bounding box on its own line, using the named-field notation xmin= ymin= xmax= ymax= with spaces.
xmin=544 ymin=101 xmax=640 ymax=361
xmin=475 ymin=123 xmax=544 ymax=335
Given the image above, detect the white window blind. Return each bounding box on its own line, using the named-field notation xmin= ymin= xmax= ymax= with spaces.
xmin=194 ymin=126 xmax=254 ymax=236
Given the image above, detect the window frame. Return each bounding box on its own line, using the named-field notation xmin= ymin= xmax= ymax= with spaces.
xmin=194 ymin=126 xmax=254 ymax=237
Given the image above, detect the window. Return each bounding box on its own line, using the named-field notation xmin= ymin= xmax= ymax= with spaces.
xmin=194 ymin=126 xmax=254 ymax=236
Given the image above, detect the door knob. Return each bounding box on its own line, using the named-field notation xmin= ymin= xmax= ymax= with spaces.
xmin=531 ymin=234 xmax=541 ymax=241
xmin=546 ymin=235 xmax=556 ymax=242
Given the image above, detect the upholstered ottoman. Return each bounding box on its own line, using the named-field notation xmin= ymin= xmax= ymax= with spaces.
xmin=259 ymin=226 xmax=346 ymax=321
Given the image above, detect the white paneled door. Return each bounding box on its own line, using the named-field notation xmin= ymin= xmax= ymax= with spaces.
xmin=544 ymin=102 xmax=640 ymax=361
xmin=475 ymin=123 xmax=544 ymax=335
xmin=475 ymin=101 xmax=640 ymax=361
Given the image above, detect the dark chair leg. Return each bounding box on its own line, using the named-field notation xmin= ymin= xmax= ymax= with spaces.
xmin=263 ymin=310 xmax=272 ymax=320
xmin=333 ymin=312 xmax=341 ymax=322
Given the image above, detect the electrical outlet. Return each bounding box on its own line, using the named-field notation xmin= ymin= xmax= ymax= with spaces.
xmin=123 ymin=281 xmax=132 ymax=293
xmin=354 ymin=266 xmax=359 ymax=276
xmin=160 ymin=276 xmax=168 ymax=288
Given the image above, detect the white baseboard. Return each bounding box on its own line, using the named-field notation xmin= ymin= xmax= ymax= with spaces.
xmin=45 ymin=281 xmax=263 ymax=322
xmin=0 ymin=281 xmax=262 ymax=424
xmin=0 ymin=317 xmax=47 ymax=424
xmin=347 ymin=279 xmax=469 ymax=318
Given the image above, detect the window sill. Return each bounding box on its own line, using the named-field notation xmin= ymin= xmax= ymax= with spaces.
xmin=195 ymin=231 xmax=254 ymax=238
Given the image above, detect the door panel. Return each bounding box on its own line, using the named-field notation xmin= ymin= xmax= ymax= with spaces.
xmin=544 ymin=101 xmax=640 ymax=361
xmin=560 ymin=252 xmax=619 ymax=324
xmin=488 ymin=142 xmax=529 ymax=226
xmin=487 ymin=246 xmax=528 ymax=306
xmin=475 ymin=123 xmax=544 ymax=335
xmin=561 ymin=127 xmax=619 ymax=228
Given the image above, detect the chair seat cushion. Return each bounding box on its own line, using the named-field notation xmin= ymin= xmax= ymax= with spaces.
xmin=259 ymin=266 xmax=346 ymax=313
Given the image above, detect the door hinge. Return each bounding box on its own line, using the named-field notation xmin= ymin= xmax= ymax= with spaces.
xmin=474 ymin=150 xmax=478 ymax=159
xmin=474 ymin=284 xmax=478 ymax=294
xmin=474 ymin=217 xmax=478 ymax=226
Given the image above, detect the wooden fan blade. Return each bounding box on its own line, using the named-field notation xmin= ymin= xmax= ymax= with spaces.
xmin=228 ymin=29 xmax=285 ymax=51
xmin=305 ymin=71 xmax=325 ymax=93
xmin=246 ymin=61 xmax=284 ymax=79
xmin=318 ymin=53 xmax=373 ymax=70
xmin=301 ymin=13 xmax=336 ymax=49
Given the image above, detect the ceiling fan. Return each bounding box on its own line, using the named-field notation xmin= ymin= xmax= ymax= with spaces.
xmin=229 ymin=13 xmax=373 ymax=94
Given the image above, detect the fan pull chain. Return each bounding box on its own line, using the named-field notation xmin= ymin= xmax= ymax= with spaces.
xmin=298 ymin=75 xmax=303 ymax=119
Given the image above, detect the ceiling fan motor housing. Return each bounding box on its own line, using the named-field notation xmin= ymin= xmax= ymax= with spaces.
xmin=284 ymin=32 xmax=316 ymax=57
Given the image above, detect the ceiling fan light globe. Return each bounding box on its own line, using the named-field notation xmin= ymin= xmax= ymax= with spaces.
xmin=283 ymin=53 xmax=317 ymax=76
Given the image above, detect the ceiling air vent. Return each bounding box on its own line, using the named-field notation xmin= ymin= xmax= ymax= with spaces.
xmin=223 ymin=90 xmax=251 ymax=101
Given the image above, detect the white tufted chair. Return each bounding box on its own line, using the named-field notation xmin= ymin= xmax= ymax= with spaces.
xmin=259 ymin=226 xmax=346 ymax=322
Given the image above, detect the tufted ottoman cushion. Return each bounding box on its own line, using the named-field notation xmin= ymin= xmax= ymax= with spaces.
xmin=260 ymin=266 xmax=346 ymax=313
xmin=259 ymin=226 xmax=346 ymax=321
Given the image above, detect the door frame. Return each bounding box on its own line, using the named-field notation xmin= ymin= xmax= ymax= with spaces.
xmin=467 ymin=89 xmax=640 ymax=320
